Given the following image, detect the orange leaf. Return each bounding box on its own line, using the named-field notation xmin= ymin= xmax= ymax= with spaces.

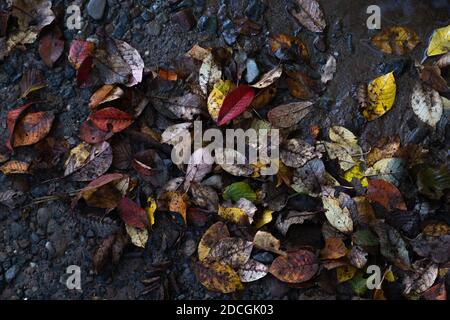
xmin=89 ymin=107 xmax=133 ymax=133
xmin=0 ymin=160 xmax=30 ymax=175
xmin=269 ymin=250 xmax=318 ymax=283
xmin=367 ymin=179 xmax=407 ymax=211
xmin=320 ymin=237 xmax=348 ymax=260
xmin=12 ymin=111 xmax=54 ymax=147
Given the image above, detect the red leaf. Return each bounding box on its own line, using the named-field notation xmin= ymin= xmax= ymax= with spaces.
xmin=89 ymin=107 xmax=134 ymax=133
xmin=6 ymin=102 xmax=36 ymax=151
xmin=77 ymin=55 xmax=94 ymax=88
xmin=217 ymin=85 xmax=255 ymax=126
xmin=79 ymin=120 xmax=114 ymax=144
xmin=39 ymin=25 xmax=64 ymax=68
xmin=117 ymin=197 xmax=148 ymax=229
xmin=269 ymin=250 xmax=318 ymax=283
xmin=367 ymin=179 xmax=407 ymax=211
xmin=69 ymin=40 xmax=95 ymax=69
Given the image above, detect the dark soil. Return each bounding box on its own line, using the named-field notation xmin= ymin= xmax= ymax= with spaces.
xmin=0 ymin=0 xmax=449 ymax=300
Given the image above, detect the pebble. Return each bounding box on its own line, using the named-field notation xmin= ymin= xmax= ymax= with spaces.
xmin=245 ymin=58 xmax=259 ymax=83
xmin=253 ymin=252 xmax=274 ymax=264
xmin=10 ymin=223 xmax=23 ymax=239
xmin=141 ymin=10 xmax=155 ymax=22
xmin=172 ymin=8 xmax=196 ymax=30
xmin=37 ymin=207 xmax=50 ymax=228
xmin=146 ymin=21 xmax=162 ymax=36
xmin=87 ymin=0 xmax=106 ymax=20
xmin=5 ymin=265 xmax=19 ymax=283
xmin=181 ymin=239 xmax=196 ymax=257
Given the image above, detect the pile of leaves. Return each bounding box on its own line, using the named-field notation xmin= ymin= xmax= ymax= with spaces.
xmin=0 ymin=0 xmax=449 ymax=300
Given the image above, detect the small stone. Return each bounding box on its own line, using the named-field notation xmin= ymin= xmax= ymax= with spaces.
xmin=155 ymin=12 xmax=169 ymax=24
xmin=181 ymin=239 xmax=196 ymax=257
xmin=245 ymin=58 xmax=259 ymax=83
xmin=5 ymin=265 xmax=19 ymax=283
xmin=198 ymin=16 xmax=217 ymax=35
xmin=10 ymin=222 xmax=23 ymax=239
xmin=146 ymin=21 xmax=161 ymax=36
xmin=253 ymin=252 xmax=274 ymax=264
xmin=172 ymin=8 xmax=196 ymax=30
xmin=87 ymin=0 xmax=106 ymax=20
xmin=36 ymin=207 xmax=50 ymax=228
xmin=141 ymin=10 xmax=155 ymax=22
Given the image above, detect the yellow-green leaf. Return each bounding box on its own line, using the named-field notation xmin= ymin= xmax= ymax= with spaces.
xmin=145 ymin=196 xmax=157 ymax=226
xmin=223 ymin=182 xmax=256 ymax=202
xmin=254 ymin=209 xmax=274 ymax=229
xmin=363 ymin=72 xmax=396 ymax=121
xmin=207 ymin=80 xmax=234 ymax=121
xmin=427 ymin=24 xmax=450 ymax=57
xmin=344 ymin=164 xmax=368 ymax=187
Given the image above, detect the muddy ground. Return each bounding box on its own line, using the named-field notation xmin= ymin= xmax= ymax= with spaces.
xmin=0 ymin=0 xmax=449 ymax=300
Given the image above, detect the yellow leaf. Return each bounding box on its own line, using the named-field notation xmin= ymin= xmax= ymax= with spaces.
xmin=254 ymin=209 xmax=274 ymax=229
xmin=337 ymin=265 xmax=357 ymax=283
xmin=371 ymin=26 xmax=420 ymax=55
xmin=218 ymin=206 xmax=249 ymax=225
xmin=363 ymin=72 xmax=396 ymax=121
xmin=276 ymin=161 xmax=293 ymax=187
xmin=194 ymin=261 xmax=244 ymax=293
xmin=0 ymin=160 xmax=30 ymax=175
xmin=427 ymin=24 xmax=450 ymax=56
xmin=198 ymin=222 xmax=230 ymax=261
xmin=384 ymin=270 xmax=395 ymax=282
xmin=145 ymin=197 xmax=157 ymax=226
xmin=125 ymin=224 xmax=148 ymax=248
xmin=207 ymin=80 xmax=234 ymax=121
xmin=166 ymin=191 xmax=187 ymax=223
xmin=344 ymin=164 xmax=368 ymax=187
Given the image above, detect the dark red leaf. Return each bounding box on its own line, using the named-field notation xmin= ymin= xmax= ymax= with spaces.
xmin=69 ymin=39 xmax=95 ymax=69
xmin=217 ymin=85 xmax=255 ymax=126
xmin=367 ymin=179 xmax=407 ymax=211
xmin=76 ymin=55 xmax=94 ymax=88
xmin=78 ymin=120 xmax=114 ymax=144
xmin=39 ymin=25 xmax=64 ymax=68
xmin=88 ymin=107 xmax=134 ymax=133
xmin=117 ymin=197 xmax=148 ymax=229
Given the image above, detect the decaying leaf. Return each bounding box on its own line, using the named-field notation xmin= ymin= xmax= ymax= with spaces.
xmin=207 ymin=237 xmax=253 ymax=268
xmin=125 ymin=224 xmax=148 ymax=248
xmin=218 ymin=198 xmax=257 ymax=224
xmin=118 ymin=197 xmax=149 ymax=229
xmin=268 ymin=101 xmax=314 ymax=128
xmin=89 ymin=107 xmax=134 ymax=133
xmin=253 ymin=231 xmax=286 ymax=256
xmin=371 ymin=26 xmax=420 ymax=55
xmin=281 ymin=138 xmax=322 ymax=168
xmin=89 ymin=85 xmax=124 ymax=109
xmin=364 ymin=157 xmax=405 ymax=186
xmin=275 ymin=210 xmax=317 ymax=236
xmin=237 ymin=259 xmax=268 ymax=283
xmin=411 ymin=233 xmax=450 ymax=264
xmin=19 ymin=69 xmax=46 ymax=98
xmin=160 ymin=191 xmax=188 ymax=223
xmin=0 ymin=160 xmax=30 ymax=175
xmin=348 ymin=246 xmax=368 ymax=269
xmin=184 ymin=148 xmax=213 ymax=190
xmin=322 ymin=193 xmax=354 ymax=234
xmin=193 ymin=261 xmax=244 ymax=293
xmin=320 ymin=237 xmax=347 ymax=260
xmin=251 ymin=66 xmax=283 ymax=89
xmin=289 ymin=0 xmax=326 ymax=33
xmin=366 ymin=136 xmax=401 ymax=166
xmin=166 ymin=93 xmax=205 ymax=121
xmin=199 ymin=50 xmax=222 ymax=96
xmin=411 ymin=81 xmax=443 ymax=128
xmin=373 ymin=221 xmax=411 ymax=270
xmin=269 ymin=33 xmax=309 ymax=62
xmin=320 ymin=55 xmax=336 ymax=83
xmin=366 ymin=179 xmax=407 ymax=211
xmin=198 ymin=222 xmax=230 ymax=261
xmin=38 ymin=24 xmax=64 ymax=68
xmin=403 ymin=260 xmax=438 ymax=295
xmin=190 ymin=182 xmax=219 ymax=212
xmin=269 ymin=249 xmax=318 ymax=283
xmin=362 ymin=72 xmax=396 ymax=121
xmin=12 ymin=111 xmax=54 ymax=147
xmin=416 ymin=165 xmax=450 ymax=200
xmin=78 ymin=173 xmax=128 ymax=209
xmin=217 ymin=85 xmax=255 ymax=126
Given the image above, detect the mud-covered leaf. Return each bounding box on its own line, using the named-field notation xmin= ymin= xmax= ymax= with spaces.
xmin=371 ymin=26 xmax=420 ymax=55
xmin=281 ymin=138 xmax=322 ymax=168
xmin=269 ymin=249 xmax=318 ymax=283
xmin=217 ymin=85 xmax=255 ymax=126
xmin=289 ymin=0 xmax=326 ymax=33
xmin=363 ymin=72 xmax=396 ymax=121
xmin=367 ymin=179 xmax=407 ymax=211
xmin=411 ymin=81 xmax=443 ymax=128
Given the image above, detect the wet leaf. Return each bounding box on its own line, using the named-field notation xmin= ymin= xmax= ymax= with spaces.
xmin=89 ymin=85 xmax=124 ymax=109
xmin=411 ymin=233 xmax=450 ymax=264
xmin=364 ymin=157 xmax=405 ymax=186
xmin=223 ymin=182 xmax=256 ymax=202
xmin=166 ymin=93 xmax=205 ymax=121
xmin=320 ymin=55 xmax=336 ymax=83
xmin=426 ymin=24 xmax=450 ymax=57
xmin=78 ymin=173 xmax=127 ymax=209
xmin=92 ymin=234 xmax=115 ymax=274
xmin=184 ymin=148 xmax=213 ymax=190
xmin=38 ymin=24 xmax=64 ymax=68
xmin=269 ymin=249 xmax=318 ymax=284
xmin=193 ymin=261 xmax=244 ymax=293
xmin=403 ymin=260 xmax=438 ymax=295
xmin=275 ymin=210 xmax=317 ymax=236
xmin=198 ymin=221 xmax=230 ymax=261
xmin=89 ymin=107 xmax=134 ymax=133
xmin=161 ymin=122 xmax=192 ymax=146
xmin=216 ymin=148 xmax=254 ymax=177
xmin=419 ymin=65 xmax=450 ymax=93
xmin=291 ymin=158 xmax=326 ymax=196
xmin=367 ymin=179 xmax=407 ymax=211
xmin=352 ymin=229 xmax=379 ymax=247
xmin=269 ymin=33 xmax=309 ymax=61
xmin=373 ymin=221 xmax=411 ymax=270
xmin=78 ymin=120 xmax=114 ymax=144
xmin=0 ymin=160 xmax=30 ymax=175
xmin=68 ymin=40 xmax=95 ymax=70
xmin=253 ymin=231 xmax=286 ymax=256
xmin=371 ymin=26 xmax=420 ymax=55
xmin=118 ymin=197 xmax=149 ymax=229
xmin=217 ymin=85 xmax=255 ymax=126
xmin=190 ymin=182 xmax=219 ymax=212
xmin=207 ymin=237 xmax=253 ymax=268
xmin=199 ymin=51 xmax=222 ymax=96
xmin=286 ymin=70 xmax=321 ymax=100
xmin=19 ymin=69 xmax=46 ymax=98
xmin=281 ymin=138 xmax=322 ymax=168
xmin=348 ymin=272 xmax=367 ymax=295
xmin=218 ymin=198 xmax=257 ymax=224
xmin=12 ymin=111 xmax=54 ymax=148
xmin=416 ymin=165 xmax=450 ymax=199
xmin=348 ymin=246 xmax=368 ymax=269
xmin=366 ymin=136 xmax=401 ymax=166
xmin=251 ymin=66 xmax=283 ymax=89
xmin=160 ymin=191 xmax=187 ymax=223
xmin=362 ymin=72 xmax=396 ymax=121
xmin=125 ymin=224 xmax=148 ymax=248
xmin=320 ymin=237 xmax=347 ymax=260
xmin=289 ymin=0 xmax=326 ymax=33
xmin=344 ymin=164 xmax=368 ymax=188
xmin=267 ymin=101 xmax=314 ymax=128
xmin=64 ymin=141 xmax=113 ymax=181
xmin=6 ymin=101 xmax=36 ymax=150
xmin=411 ymin=81 xmax=443 ymax=128
xmin=322 ymin=193 xmax=354 ymax=234
xmin=237 ymin=259 xmax=268 ymax=282
xmin=254 ymin=209 xmax=274 ymax=229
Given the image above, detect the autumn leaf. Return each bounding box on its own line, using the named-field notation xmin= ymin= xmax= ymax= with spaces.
xmin=267 ymin=101 xmax=314 ymax=128
xmin=237 ymin=259 xmax=268 ymax=283
xmin=78 ymin=120 xmax=114 ymax=144
xmin=184 ymin=148 xmax=213 ymax=190
xmin=38 ymin=24 xmax=64 ymax=68
xmin=322 ymin=193 xmax=354 ymax=234
xmin=145 ymin=197 xmax=157 ymax=227
xmin=366 ymin=179 xmax=407 ymax=211
xmin=251 ymin=66 xmax=283 ymax=89
xmin=289 ymin=0 xmax=326 ymax=33
xmin=320 ymin=237 xmax=347 ymax=260
xmin=411 ymin=81 xmax=443 ymax=128
xmin=89 ymin=85 xmax=124 ymax=109
xmin=193 ymin=261 xmax=244 ymax=293
xmin=207 ymin=80 xmax=234 ymax=121
xmin=118 ymin=197 xmax=149 ymax=229
xmin=199 ymin=50 xmax=222 ymax=96
xmin=68 ymin=40 xmax=95 ymax=70
xmin=160 ymin=191 xmax=187 ymax=223
xmin=254 ymin=209 xmax=274 ymax=229
xmin=362 ymin=72 xmax=396 ymax=121
xmin=6 ymin=101 xmax=36 ymax=150
xmin=207 ymin=237 xmax=253 ymax=268
xmin=218 ymin=198 xmax=257 ymax=224
xmin=269 ymin=249 xmax=318 ymax=284
xmin=78 ymin=173 xmax=127 ymax=209
xmin=253 ymin=231 xmax=286 ymax=256
xmin=275 ymin=210 xmax=317 ymax=236
xmin=217 ymin=85 xmax=255 ymax=126
xmin=269 ymin=33 xmax=309 ymax=61
xmin=12 ymin=111 xmax=54 ymax=147
xmin=426 ymin=24 xmax=450 ymax=57
xmin=125 ymin=224 xmax=148 ymax=248
xmin=223 ymin=182 xmax=256 ymax=202
xmin=0 ymin=160 xmax=30 ymax=175
xmin=89 ymin=107 xmax=133 ymax=133
xmin=281 ymin=138 xmax=322 ymax=168
xmin=19 ymin=69 xmax=46 ymax=98
xmin=416 ymin=165 xmax=450 ymax=199
xmin=198 ymin=222 xmax=230 ymax=261
xmin=371 ymin=26 xmax=420 ymax=55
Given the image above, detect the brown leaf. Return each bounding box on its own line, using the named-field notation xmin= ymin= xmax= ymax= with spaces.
xmin=289 ymin=0 xmax=326 ymax=33
xmin=367 ymin=179 xmax=407 ymax=211
xmin=286 ymin=70 xmax=322 ymax=99
xmin=89 ymin=85 xmax=124 ymax=109
xmin=253 ymin=231 xmax=286 ymax=256
xmin=189 ymin=182 xmax=219 ymax=212
xmin=198 ymin=221 xmax=230 ymax=261
xmin=133 ymin=149 xmax=167 ymax=186
xmin=0 ymin=160 xmax=30 ymax=175
xmin=269 ymin=249 xmax=318 ymax=283
xmin=268 ymin=101 xmax=314 ymax=128
xmin=78 ymin=120 xmax=114 ymax=144
xmin=371 ymin=26 xmax=420 ymax=55
xmin=269 ymin=33 xmax=309 ymax=61
xmin=38 ymin=24 xmax=64 ymax=68
xmin=12 ymin=111 xmax=54 ymax=147
xmin=320 ymin=237 xmax=347 ymax=260
xmin=419 ymin=65 xmax=450 ymax=93
xmin=207 ymin=237 xmax=253 ymax=268
xmin=92 ymin=234 xmax=115 ymax=274
xmin=117 ymin=197 xmax=148 ymax=229
xmin=6 ymin=101 xmax=36 ymax=150
xmin=78 ymin=173 xmax=127 ymax=209
xmin=251 ymin=66 xmax=283 ymax=89
xmin=281 ymin=138 xmax=322 ymax=168
xmin=193 ymin=261 xmax=244 ymax=293
xmin=19 ymin=69 xmax=46 ymax=98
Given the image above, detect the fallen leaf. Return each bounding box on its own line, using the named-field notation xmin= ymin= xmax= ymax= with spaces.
xmin=337 ymin=265 xmax=357 ymax=283
xmin=254 ymin=209 xmax=274 ymax=229
xmin=352 ymin=229 xmax=379 ymax=247
xmin=289 ymin=0 xmax=326 ymax=33
xmin=207 ymin=80 xmax=234 ymax=121
xmin=207 ymin=237 xmax=253 ymax=268
xmin=269 ymin=249 xmax=318 ymax=283
xmin=184 ymin=148 xmax=213 ymax=190
xmin=322 ymin=193 xmax=354 ymax=234
xmin=320 ymin=237 xmax=347 ymax=260
xmin=344 ymin=164 xmax=368 ymax=188
xmin=217 ymin=85 xmax=255 ymax=126
xmin=190 ymin=182 xmax=219 ymax=212
xmin=366 ymin=136 xmax=401 ymax=166
xmin=38 ymin=24 xmax=64 ymax=68
xmin=12 ymin=111 xmax=54 ymax=147
xmin=419 ymin=65 xmax=450 ymax=93
xmin=89 ymin=85 xmax=124 ymax=109
xmin=218 ymin=198 xmax=257 ymax=224
xmin=92 ymin=234 xmax=115 ymax=274
xmin=371 ymin=26 xmax=420 ymax=55
xmin=0 ymin=160 xmax=30 ymax=175
xmin=364 ymin=157 xmax=405 ymax=186
xmin=78 ymin=173 xmax=127 ymax=209
xmin=193 ymin=261 xmax=244 ymax=293
xmin=253 ymin=231 xmax=286 ymax=256
xmin=403 ymin=260 xmax=438 ymax=295
xmin=411 ymin=81 xmax=443 ymax=128
xmin=426 ymin=24 xmax=450 ymax=57
xmin=223 ymin=182 xmax=256 ymax=202
xmin=166 ymin=93 xmax=205 ymax=120
xmin=198 ymin=222 xmax=230 ymax=261
xmin=320 ymin=55 xmax=337 ymax=83
xmin=0 ymin=190 xmax=25 ymax=209
xmin=19 ymin=69 xmax=46 ymax=98
xmin=118 ymin=197 xmax=149 ymax=229
xmin=275 ymin=210 xmax=317 ymax=236
xmin=286 ymin=70 xmax=321 ymax=100
xmin=348 ymin=246 xmax=368 ymax=269
xmin=161 ymin=122 xmax=192 ymax=146
xmin=160 ymin=191 xmax=187 ymax=223
xmin=363 ymin=72 xmax=396 ymax=121
xmin=78 ymin=120 xmax=114 ymax=144
xmin=269 ymin=33 xmax=309 ymax=61
xmin=199 ymin=51 xmax=222 ymax=96
xmin=353 ymin=196 xmax=376 ymax=225
xmin=411 ymin=233 xmax=450 ymax=264
xmin=125 ymin=224 xmax=148 ymax=248
xmin=281 ymin=138 xmax=322 ymax=168
xmin=291 ymin=158 xmax=327 ymax=196
xmin=367 ymin=179 xmax=407 ymax=211
xmin=422 ymin=282 xmax=447 ymax=300
xmin=68 ymin=40 xmax=95 ymax=70
xmin=237 ymin=259 xmax=268 ymax=282
xmin=251 ymin=66 xmax=283 ymax=89
xmin=416 ymin=165 xmax=450 ymax=199
xmin=267 ymin=101 xmax=314 ymax=128
xmin=89 ymin=107 xmax=134 ymax=133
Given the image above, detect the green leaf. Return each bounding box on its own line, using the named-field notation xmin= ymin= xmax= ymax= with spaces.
xmin=223 ymin=182 xmax=257 ymax=202
xmin=417 ymin=165 xmax=450 ymax=200
xmin=352 ymin=229 xmax=379 ymax=247
xmin=349 ymin=272 xmax=368 ymax=296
